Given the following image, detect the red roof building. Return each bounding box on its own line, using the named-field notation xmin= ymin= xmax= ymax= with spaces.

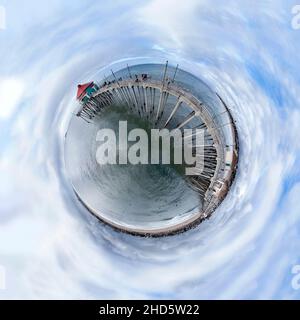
xmin=76 ymin=82 xmax=93 ymax=100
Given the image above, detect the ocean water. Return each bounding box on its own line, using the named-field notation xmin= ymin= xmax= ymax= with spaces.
xmin=65 ymin=102 xmax=202 ymax=231
xmin=0 ymin=0 xmax=300 ymax=299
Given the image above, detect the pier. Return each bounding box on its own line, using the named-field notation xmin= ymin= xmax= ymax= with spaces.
xmin=74 ymin=62 xmax=239 ymax=236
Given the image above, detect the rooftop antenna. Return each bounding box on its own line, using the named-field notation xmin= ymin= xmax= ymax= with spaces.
xmin=111 ymin=69 xmax=120 ymax=85
xmin=127 ymin=64 xmax=132 ymax=79
xmin=155 ymin=60 xmax=168 ymax=121
xmin=111 ymin=69 xmax=131 ymax=107
xmin=162 ymin=60 xmax=168 ymax=85
xmin=172 ymin=64 xmax=179 ymax=82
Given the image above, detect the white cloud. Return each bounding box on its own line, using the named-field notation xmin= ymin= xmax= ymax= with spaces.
xmin=0 ymin=78 xmax=24 ymax=119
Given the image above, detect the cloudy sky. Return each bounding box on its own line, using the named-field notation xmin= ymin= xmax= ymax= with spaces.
xmin=0 ymin=0 xmax=300 ymax=299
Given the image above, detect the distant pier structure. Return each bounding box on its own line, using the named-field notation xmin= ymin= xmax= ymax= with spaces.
xmin=74 ymin=62 xmax=239 ymax=236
